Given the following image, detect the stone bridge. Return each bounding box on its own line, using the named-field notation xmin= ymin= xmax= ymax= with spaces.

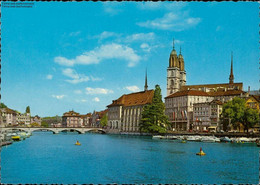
xmin=0 ymin=127 xmax=106 ymax=134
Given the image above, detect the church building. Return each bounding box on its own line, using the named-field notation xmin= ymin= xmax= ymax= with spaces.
xmin=165 ymin=39 xmax=248 ymax=131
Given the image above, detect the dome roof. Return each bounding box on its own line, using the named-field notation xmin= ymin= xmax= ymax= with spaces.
xmin=170 ymin=49 xmax=177 ymax=55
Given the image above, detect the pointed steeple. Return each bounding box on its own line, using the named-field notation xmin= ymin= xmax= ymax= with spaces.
xmin=229 ymin=51 xmax=234 ymax=84
xmin=180 ymin=46 xmax=182 ymax=54
xmin=144 ymin=69 xmax=148 ymax=91
xmin=173 ymin=38 xmax=175 ymax=50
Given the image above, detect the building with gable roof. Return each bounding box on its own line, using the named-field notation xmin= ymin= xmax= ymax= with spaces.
xmin=62 ymin=110 xmax=83 ymax=127
xmin=107 ymin=71 xmax=154 ymax=133
xmin=0 ymin=107 xmax=18 ymax=126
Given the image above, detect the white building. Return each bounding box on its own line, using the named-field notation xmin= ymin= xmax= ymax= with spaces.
xmin=0 ymin=108 xmax=18 ymax=126
xmin=165 ymin=90 xmax=214 ymax=131
xmin=17 ymin=112 xmax=31 ymax=125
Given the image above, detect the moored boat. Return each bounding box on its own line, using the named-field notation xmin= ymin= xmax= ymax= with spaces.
xmin=201 ymin=136 xmax=215 ymax=142
xmin=11 ymin=136 xmax=21 ymax=141
xmin=220 ymin=136 xmax=231 ymax=142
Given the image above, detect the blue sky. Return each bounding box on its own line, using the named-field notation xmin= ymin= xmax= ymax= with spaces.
xmin=2 ymin=2 xmax=259 ymax=117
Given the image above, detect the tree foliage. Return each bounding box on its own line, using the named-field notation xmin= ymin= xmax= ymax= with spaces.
xmin=222 ymin=97 xmax=259 ymax=132
xmin=26 ymin=106 xmax=30 ymax=113
xmin=100 ymin=114 xmax=108 ymax=127
xmin=0 ymin=103 xmax=7 ymax=108
xmin=30 ymin=122 xmax=40 ymax=127
xmin=41 ymin=121 xmax=49 ymax=128
xmin=139 ymin=85 xmax=169 ymax=134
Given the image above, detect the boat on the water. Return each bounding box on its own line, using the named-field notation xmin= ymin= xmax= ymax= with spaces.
xmin=196 ymin=147 xmax=206 ymax=156
xmin=75 ymin=141 xmax=81 ymax=145
xmin=11 ymin=136 xmax=21 ymax=141
xmin=201 ymin=136 xmax=216 ymax=142
xmin=152 ymin=135 xmax=165 ymax=140
xmin=220 ymin=136 xmax=231 ymax=142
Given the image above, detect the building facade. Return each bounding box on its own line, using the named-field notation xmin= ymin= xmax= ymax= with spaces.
xmin=62 ymin=110 xmax=83 ymax=127
xmin=81 ymin=113 xmax=92 ymax=127
xmin=31 ymin=115 xmax=42 ymax=125
xmin=91 ymin=110 xmax=108 ymax=127
xmin=193 ymin=100 xmax=223 ymax=132
xmin=0 ymin=108 xmax=17 ymax=126
xmin=17 ymin=112 xmax=31 ymax=125
xmin=165 ymin=90 xmax=214 ymax=131
xmin=107 ymin=88 xmax=154 ymax=133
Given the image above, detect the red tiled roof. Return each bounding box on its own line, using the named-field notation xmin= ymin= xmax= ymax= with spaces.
xmin=107 ymin=90 xmax=154 ymax=107
xmin=208 ymin=90 xmax=245 ymax=96
xmin=97 ymin=109 xmax=108 ymax=117
xmin=210 ymin=100 xmax=223 ymax=105
xmin=181 ymin=82 xmax=243 ymax=90
xmin=63 ymin=110 xmax=80 ymax=117
xmin=80 ymin=113 xmax=92 ymax=118
xmin=165 ymin=90 xmax=210 ymax=98
xmin=0 ymin=108 xmax=17 ymax=114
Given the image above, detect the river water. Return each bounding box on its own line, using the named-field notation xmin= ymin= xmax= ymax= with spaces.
xmin=1 ymin=131 xmax=259 ymax=184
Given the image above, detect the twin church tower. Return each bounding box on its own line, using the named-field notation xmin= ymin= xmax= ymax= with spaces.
xmin=167 ymin=39 xmax=186 ymax=96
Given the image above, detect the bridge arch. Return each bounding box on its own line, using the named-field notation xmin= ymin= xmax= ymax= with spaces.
xmin=59 ymin=128 xmax=84 ymax=134
xmin=31 ymin=128 xmax=56 ymax=134
xmin=85 ymin=128 xmax=106 ymax=134
xmin=2 ymin=128 xmax=28 ymax=133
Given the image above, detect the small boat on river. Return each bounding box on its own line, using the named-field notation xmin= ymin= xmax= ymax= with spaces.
xmin=75 ymin=141 xmax=81 ymax=146
xmin=11 ymin=136 xmax=21 ymax=141
xmin=220 ymin=136 xmax=231 ymax=142
xmin=196 ymin=147 xmax=206 ymax=156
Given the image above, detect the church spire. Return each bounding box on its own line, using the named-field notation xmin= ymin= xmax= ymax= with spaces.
xmin=180 ymin=46 xmax=182 ymax=54
xmin=173 ymin=38 xmax=175 ymax=50
xmin=229 ymin=51 xmax=234 ymax=84
xmin=144 ymin=69 xmax=148 ymax=91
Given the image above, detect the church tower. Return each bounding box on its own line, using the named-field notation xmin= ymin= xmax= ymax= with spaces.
xmin=144 ymin=69 xmax=148 ymax=91
xmin=229 ymin=51 xmax=234 ymax=84
xmin=167 ymin=39 xmax=186 ymax=96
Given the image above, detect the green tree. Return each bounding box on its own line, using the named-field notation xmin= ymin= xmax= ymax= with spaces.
xmin=222 ymin=97 xmax=259 ymax=132
xmin=26 ymin=106 xmax=30 ymax=113
xmin=139 ymin=85 xmax=169 ymax=134
xmin=41 ymin=121 xmax=49 ymax=128
xmin=30 ymin=122 xmax=40 ymax=127
xmin=0 ymin=103 xmax=7 ymax=108
xmin=100 ymin=114 xmax=108 ymax=127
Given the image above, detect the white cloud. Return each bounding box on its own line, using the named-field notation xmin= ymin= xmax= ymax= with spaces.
xmin=46 ymin=74 xmax=53 ymax=80
xmin=52 ymin=95 xmax=65 ymax=100
xmin=74 ymin=90 xmax=82 ymax=94
xmin=90 ymin=76 xmax=102 ymax=81
xmin=54 ymin=56 xmax=75 ymax=66
xmin=140 ymin=43 xmax=151 ymax=52
xmin=69 ymin=31 xmax=81 ymax=37
xmin=95 ymin=31 xmax=120 ymax=41
xmin=76 ymin=99 xmax=87 ymax=103
xmin=55 ymin=43 xmax=141 ymax=67
xmin=86 ymin=87 xmax=113 ymax=95
xmin=125 ymin=32 xmax=155 ymax=43
xmin=125 ymin=86 xmax=140 ymax=92
xmin=103 ymin=2 xmax=123 ymax=16
xmin=137 ymin=2 xmax=186 ymax=11
xmin=62 ymin=68 xmax=90 ymax=84
xmin=93 ymin=97 xmax=100 ymax=102
xmin=137 ymin=12 xmax=201 ymax=31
